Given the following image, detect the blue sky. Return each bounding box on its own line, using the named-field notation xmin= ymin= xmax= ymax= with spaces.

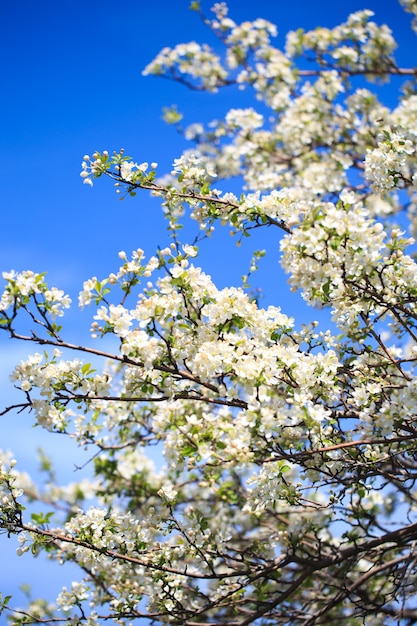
xmin=0 ymin=0 xmax=415 ymax=621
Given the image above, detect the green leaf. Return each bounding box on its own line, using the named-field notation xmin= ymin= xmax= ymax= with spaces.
xmin=181 ymin=444 xmax=196 ymax=457
xmin=0 ymin=595 xmax=12 ymax=612
xmin=30 ymin=511 xmax=54 ymax=526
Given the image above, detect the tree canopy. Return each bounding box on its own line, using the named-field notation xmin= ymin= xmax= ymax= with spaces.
xmin=2 ymin=1 xmax=417 ymax=624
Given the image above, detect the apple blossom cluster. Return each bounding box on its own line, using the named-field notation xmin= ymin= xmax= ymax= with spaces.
xmin=245 ymin=460 xmax=300 ymax=512
xmin=281 ymin=194 xmax=417 ymax=344
xmin=210 ymin=12 xmax=278 ymax=72
xmin=203 ymin=1 xmax=297 ymax=111
xmin=0 ymin=269 xmax=72 ymax=362
xmin=146 ymin=3 xmax=297 ymax=109
xmin=10 ymin=351 xmax=111 ymax=436
xmin=140 ymin=7 xmax=417 ymax=210
xmin=280 ymin=196 xmax=386 ymax=310
xmin=364 ymin=127 xmax=416 ymax=191
xmin=79 ymin=149 xmax=302 ymax=236
xmin=56 ymin=581 xmax=90 ymax=613
xmin=80 ymin=151 xmax=158 ymax=190
xmin=209 ymin=2 xmax=277 ymax=53
xmin=142 ymin=41 xmax=228 ymax=92
xmin=285 ymin=10 xmax=397 ymax=73
xmin=0 ymin=270 xmax=71 ymax=320
xmin=0 ymin=454 xmax=22 ymax=532
xmin=171 ymin=152 xmax=217 ymax=185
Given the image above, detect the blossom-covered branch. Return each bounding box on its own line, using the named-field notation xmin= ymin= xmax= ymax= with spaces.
xmin=2 ymin=1 xmax=417 ymax=625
